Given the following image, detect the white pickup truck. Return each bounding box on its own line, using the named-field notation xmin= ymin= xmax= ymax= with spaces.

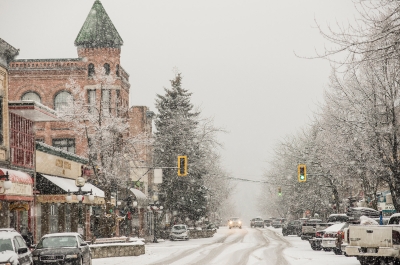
xmin=346 ymin=214 xmax=400 ymax=265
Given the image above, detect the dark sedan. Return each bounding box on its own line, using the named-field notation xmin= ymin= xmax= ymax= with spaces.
xmin=32 ymin=233 xmax=91 ymax=265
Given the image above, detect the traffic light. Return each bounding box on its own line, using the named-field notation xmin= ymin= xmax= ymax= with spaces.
xmin=278 ymin=187 xmax=282 ymax=196
xmin=177 ymin=156 xmax=188 ymax=176
xmin=298 ymin=164 xmax=306 ymax=182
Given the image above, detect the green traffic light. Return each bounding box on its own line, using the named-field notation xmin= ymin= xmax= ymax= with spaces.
xmin=300 ymin=175 xmax=305 ymax=180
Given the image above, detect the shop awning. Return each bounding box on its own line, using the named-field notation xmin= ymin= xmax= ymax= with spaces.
xmin=40 ymin=174 xmax=104 ymax=197
xmin=0 ymin=168 xmax=33 ymax=184
xmin=129 ymin=188 xmax=148 ymax=206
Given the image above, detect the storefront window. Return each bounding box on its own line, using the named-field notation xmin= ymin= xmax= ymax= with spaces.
xmin=65 ymin=204 xmax=71 ymax=232
xmin=49 ymin=204 xmax=58 ymax=233
xmin=36 ymin=204 xmax=41 ymax=241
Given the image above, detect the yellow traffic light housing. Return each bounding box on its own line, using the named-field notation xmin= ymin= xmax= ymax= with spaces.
xmin=298 ymin=164 xmax=306 ymax=182
xmin=177 ymin=156 xmax=188 ymax=176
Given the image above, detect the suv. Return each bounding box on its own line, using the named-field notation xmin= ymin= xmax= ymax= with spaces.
xmin=250 ymin=217 xmax=264 ymax=228
xmin=228 ymin=217 xmax=242 ymax=229
xmin=0 ymin=229 xmax=33 ymax=265
xmin=169 ymin=224 xmax=190 ymax=241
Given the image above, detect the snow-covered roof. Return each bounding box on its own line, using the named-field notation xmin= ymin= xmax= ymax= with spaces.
xmin=8 ymin=100 xmax=58 ymax=122
xmin=328 ymin=214 xmax=347 ymax=216
xmin=36 ymin=141 xmax=88 ymax=164
xmin=42 ymin=174 xmax=104 ymax=197
xmin=0 ymin=231 xmax=21 ymax=239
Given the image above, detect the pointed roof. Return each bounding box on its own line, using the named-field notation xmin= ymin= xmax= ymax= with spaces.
xmin=75 ymin=0 xmax=123 ymax=48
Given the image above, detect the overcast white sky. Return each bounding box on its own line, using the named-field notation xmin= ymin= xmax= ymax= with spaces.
xmin=0 ymin=0 xmax=359 ymax=219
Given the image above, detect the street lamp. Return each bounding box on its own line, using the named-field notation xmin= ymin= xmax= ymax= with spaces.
xmin=147 ymin=202 xmax=163 ymax=243
xmin=0 ymin=172 xmax=12 ymax=194
xmin=65 ymin=176 xmax=95 ymax=234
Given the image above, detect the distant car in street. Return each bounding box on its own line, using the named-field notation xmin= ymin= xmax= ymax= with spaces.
xmin=228 ymin=217 xmax=242 ymax=229
xmin=264 ymin=219 xmax=272 ymax=227
xmin=250 ymin=217 xmax=264 ymax=228
xmin=170 ymin=224 xmax=190 ymax=241
xmin=0 ymin=229 xmax=32 ymax=265
xmin=282 ymin=220 xmax=302 ymax=236
xmin=32 ymin=232 xmax=91 ymax=265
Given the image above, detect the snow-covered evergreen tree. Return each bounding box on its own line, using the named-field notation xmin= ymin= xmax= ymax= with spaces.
xmin=154 ymin=73 xmax=208 ymax=223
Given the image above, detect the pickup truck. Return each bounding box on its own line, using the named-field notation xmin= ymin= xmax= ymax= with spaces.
xmin=300 ymin=219 xmax=324 ymax=240
xmin=345 ymin=214 xmax=400 ymax=265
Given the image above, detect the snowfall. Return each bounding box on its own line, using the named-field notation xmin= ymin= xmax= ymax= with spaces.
xmin=92 ymin=226 xmax=360 ymax=265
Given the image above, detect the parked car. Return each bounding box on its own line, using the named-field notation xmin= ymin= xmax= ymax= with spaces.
xmin=308 ymin=229 xmax=326 ymax=251
xmin=32 ymin=232 xmax=91 ymax=265
xmin=0 ymin=229 xmax=32 ymax=265
xmin=321 ymin=222 xmax=349 ymax=254
xmin=300 ymin=219 xmax=324 ymax=240
xmin=282 ymin=220 xmax=302 ymax=236
xmin=228 ymin=217 xmax=242 ymax=229
xmin=250 ymin=217 xmax=264 ymax=228
xmin=327 ymin=214 xmax=349 ymax=223
xmin=169 ymin=224 xmax=190 ymax=241
xmin=264 ymin=219 xmax=272 ymax=227
xmin=271 ymin=218 xmax=286 ymax=228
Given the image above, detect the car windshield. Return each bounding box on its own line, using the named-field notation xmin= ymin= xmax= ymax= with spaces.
xmin=231 ymin=218 xmax=239 ymax=221
xmin=37 ymin=236 xmax=77 ymax=249
xmin=0 ymin=239 xmax=13 ymax=252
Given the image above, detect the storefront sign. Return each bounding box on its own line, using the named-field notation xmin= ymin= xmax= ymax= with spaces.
xmin=6 ymin=182 xmax=32 ymax=196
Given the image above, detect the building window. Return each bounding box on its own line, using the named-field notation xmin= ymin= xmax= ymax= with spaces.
xmin=104 ymin=63 xmax=110 ymax=75
xmin=101 ymin=89 xmax=111 ymax=116
xmin=116 ymin=64 xmax=120 ymax=77
xmin=52 ymin=138 xmax=75 ymax=154
xmin=116 ymin=90 xmax=120 ymax=117
xmin=88 ymin=63 xmax=95 ymax=77
xmin=21 ymin=92 xmax=41 ymax=103
xmin=10 ymin=113 xmax=34 ymax=168
xmin=88 ymin=89 xmax=96 ymax=113
xmin=0 ymin=97 xmax=3 ymax=145
xmin=54 ymin=91 xmax=72 ymax=111
xmin=49 ymin=204 xmax=58 ymax=233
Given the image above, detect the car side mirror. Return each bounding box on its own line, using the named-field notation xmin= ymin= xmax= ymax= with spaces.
xmin=80 ymin=242 xmax=88 ymax=246
xmin=18 ymin=247 xmax=28 ymax=254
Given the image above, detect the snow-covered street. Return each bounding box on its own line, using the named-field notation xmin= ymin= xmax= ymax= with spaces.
xmin=92 ymin=226 xmax=360 ymax=265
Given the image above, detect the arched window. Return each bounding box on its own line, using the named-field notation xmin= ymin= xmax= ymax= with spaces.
xmin=21 ymin=92 xmax=41 ymax=103
xmin=88 ymin=63 xmax=95 ymax=77
xmin=116 ymin=64 xmax=120 ymax=77
xmin=54 ymin=91 xmax=72 ymax=111
xmin=104 ymin=63 xmax=110 ymax=75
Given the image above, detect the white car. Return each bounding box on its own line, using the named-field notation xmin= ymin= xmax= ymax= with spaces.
xmin=0 ymin=229 xmax=32 ymax=265
xmin=169 ymin=225 xmax=190 ymax=241
xmin=321 ymin=223 xmax=348 ymax=253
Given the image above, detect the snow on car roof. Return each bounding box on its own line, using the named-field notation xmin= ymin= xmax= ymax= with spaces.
xmin=0 ymin=231 xmax=21 ymax=239
xmin=324 ymin=223 xmax=346 ymax=232
xmin=43 ymin=232 xmax=80 ymax=237
xmin=328 ymin=214 xmax=347 ymax=216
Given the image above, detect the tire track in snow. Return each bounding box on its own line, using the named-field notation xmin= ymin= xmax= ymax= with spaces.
xmin=190 ymin=228 xmax=249 ymax=265
xmin=148 ymin=228 xmax=242 ymax=265
xmin=259 ymin=228 xmax=291 ymax=265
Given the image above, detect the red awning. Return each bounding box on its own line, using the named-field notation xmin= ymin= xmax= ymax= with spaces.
xmin=0 ymin=168 xmax=33 ymax=184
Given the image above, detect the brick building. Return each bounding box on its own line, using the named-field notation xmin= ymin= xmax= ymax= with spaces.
xmin=8 ymin=0 xmax=130 ymax=157
xmin=5 ymin=0 xmax=156 ymax=238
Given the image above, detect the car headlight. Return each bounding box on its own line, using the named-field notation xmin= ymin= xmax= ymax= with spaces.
xmin=229 ymin=221 xmax=232 ymax=224
xmin=32 ymin=256 xmax=39 ymax=261
xmin=65 ymin=254 xmax=78 ymax=259
xmin=239 ymin=221 xmax=241 ymax=224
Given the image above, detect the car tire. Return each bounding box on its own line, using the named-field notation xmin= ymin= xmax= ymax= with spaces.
xmin=239 ymin=227 xmax=242 ymax=229
xmin=229 ymin=227 xmax=231 ymax=229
